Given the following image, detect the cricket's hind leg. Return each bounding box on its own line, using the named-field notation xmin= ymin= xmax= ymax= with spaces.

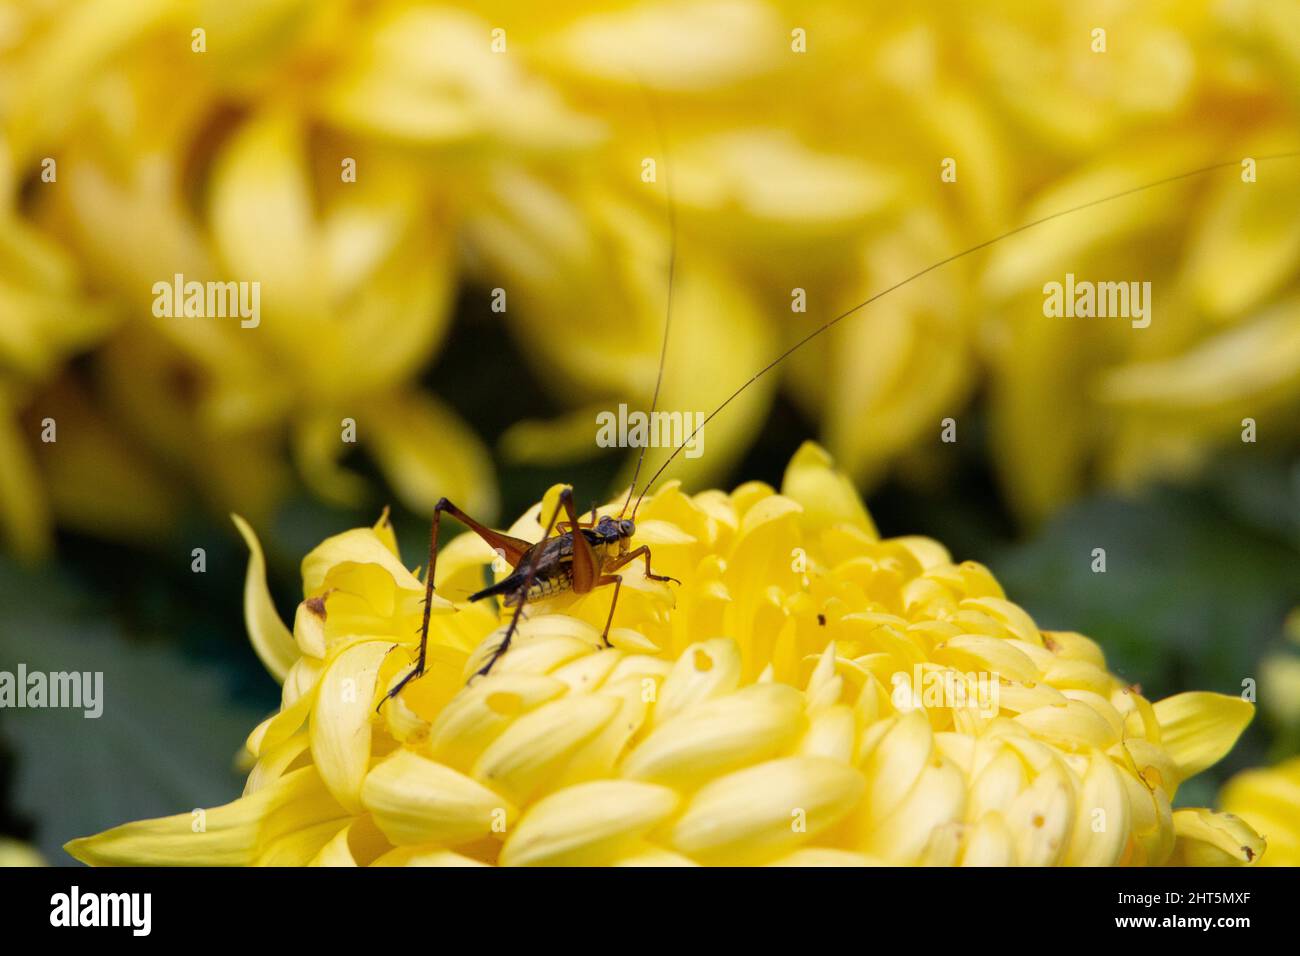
xmin=556 ymin=500 xmax=600 ymax=534
xmin=380 ymin=498 xmax=533 ymax=709
xmin=472 ymin=597 xmax=528 ymax=679
xmin=472 ymin=489 xmax=571 ymax=680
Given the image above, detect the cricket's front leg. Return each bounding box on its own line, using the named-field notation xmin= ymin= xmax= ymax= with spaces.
xmin=608 ymin=545 xmax=681 ymax=585
xmin=595 ymin=575 xmax=622 ymax=648
xmin=594 ymin=545 xmax=681 ymax=647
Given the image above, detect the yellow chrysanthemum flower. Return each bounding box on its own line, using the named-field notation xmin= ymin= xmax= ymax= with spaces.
xmin=67 ymin=445 xmax=1259 ymax=866
xmin=1218 ymin=757 xmax=1300 ymax=867
xmin=5 ymin=0 xmax=1300 ymax=556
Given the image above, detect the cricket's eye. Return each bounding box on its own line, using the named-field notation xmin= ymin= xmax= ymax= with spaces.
xmin=619 ymin=519 xmax=635 ymax=537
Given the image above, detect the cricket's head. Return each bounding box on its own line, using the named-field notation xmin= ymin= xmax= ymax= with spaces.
xmin=595 ymin=515 xmax=636 ymax=552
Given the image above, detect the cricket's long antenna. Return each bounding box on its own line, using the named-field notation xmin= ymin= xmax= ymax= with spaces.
xmin=629 ymin=149 xmax=1300 ymax=510
xmin=620 ymin=80 xmax=676 ymax=519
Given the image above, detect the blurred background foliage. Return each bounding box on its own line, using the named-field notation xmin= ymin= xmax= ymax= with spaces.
xmin=1 ymin=0 xmax=1298 ymax=862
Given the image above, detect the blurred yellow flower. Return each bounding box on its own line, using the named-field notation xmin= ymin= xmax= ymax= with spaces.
xmin=0 ymin=213 xmax=115 ymax=559
xmin=67 ymin=444 xmax=1259 ymax=866
xmin=1219 ymin=757 xmax=1300 ymax=866
xmin=3 ymin=0 xmax=1299 ymax=555
xmin=0 ymin=836 xmax=46 ymax=867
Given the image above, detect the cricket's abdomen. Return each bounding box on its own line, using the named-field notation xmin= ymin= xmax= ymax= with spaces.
xmin=507 ymin=565 xmax=575 ymax=606
xmin=469 ymin=531 xmax=621 ymax=608
xmin=470 ymin=536 xmax=578 ymax=607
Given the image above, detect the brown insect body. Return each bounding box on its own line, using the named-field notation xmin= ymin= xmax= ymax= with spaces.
xmin=470 ymin=516 xmax=636 ymax=608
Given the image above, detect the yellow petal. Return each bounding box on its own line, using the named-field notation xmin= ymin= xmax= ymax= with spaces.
xmin=209 ymin=108 xmax=324 ymax=327
xmin=1166 ymin=809 xmax=1264 ymax=867
xmin=308 ymin=820 xmax=369 ymax=868
xmin=431 ymin=525 xmax=504 ymax=598
xmin=362 ymin=751 xmax=514 ymax=847
xmin=1005 ymin=762 xmax=1075 ymax=866
xmin=855 ymin=710 xmax=933 ymax=821
xmin=258 ymin=820 xmax=352 ymax=867
xmin=552 ymin=677 xmax=652 ymax=788
xmin=361 ymin=390 xmax=498 ymax=519
xmin=670 ymin=129 xmax=896 ymax=239
xmin=859 ymin=761 xmax=966 ymax=863
xmin=667 ymin=757 xmax=865 ymax=865
xmin=244 ymin=731 xmax=310 ymax=796
xmin=427 ymin=674 xmax=569 ymax=772
xmin=233 ymin=514 xmax=298 ymax=683
xmin=291 ymin=413 xmax=369 ymax=508
xmin=780 ymin=441 xmax=877 ymax=538
xmin=546 ymin=0 xmax=780 ymax=93
xmin=1124 ymin=737 xmax=1181 ymax=799
xmin=1185 ymin=151 xmax=1300 ymax=318
xmin=797 ymin=705 xmax=856 ymax=763
xmin=292 ymin=598 xmax=328 ymax=659
xmin=1064 ymin=752 xmax=1130 ymax=866
xmin=471 ymin=694 xmax=620 ymax=805
xmin=937 ymin=635 xmax=1040 ymax=683
xmin=245 ymin=679 xmax=314 ymax=760
xmin=65 ymin=768 xmax=346 ymax=866
xmin=323 ymin=7 xmax=598 ymax=149
xmin=311 ymin=640 xmax=394 ymax=811
xmin=1152 ymin=692 xmax=1254 ymax=784
xmin=1015 ymin=700 xmax=1120 ymax=751
xmin=501 ymin=781 xmax=679 ymax=867
xmin=301 ymin=526 xmax=425 ymax=596
xmin=652 ymin=638 xmax=743 ymax=726
xmin=1219 ymin=759 xmax=1300 ymax=866
xmin=959 ymin=813 xmax=1017 ymax=866
xmin=499 ymin=404 xmax=614 ymax=467
xmin=766 ymin=848 xmax=882 ymax=867
xmin=1099 ymin=301 xmax=1300 ymax=411
xmin=319 ymin=198 xmax=453 ymax=396
xmin=622 ymin=684 xmax=806 ymax=788
xmin=609 ymin=842 xmax=698 ymax=867
xmin=371 ymin=846 xmax=488 ymax=867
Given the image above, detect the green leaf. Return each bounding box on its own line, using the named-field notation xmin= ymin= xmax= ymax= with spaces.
xmin=987 ymin=458 xmax=1300 ymax=793
xmin=0 ymin=559 xmax=271 ymax=865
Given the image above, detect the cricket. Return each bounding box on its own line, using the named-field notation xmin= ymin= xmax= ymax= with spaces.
xmin=381 ymin=145 xmax=1300 ymax=709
